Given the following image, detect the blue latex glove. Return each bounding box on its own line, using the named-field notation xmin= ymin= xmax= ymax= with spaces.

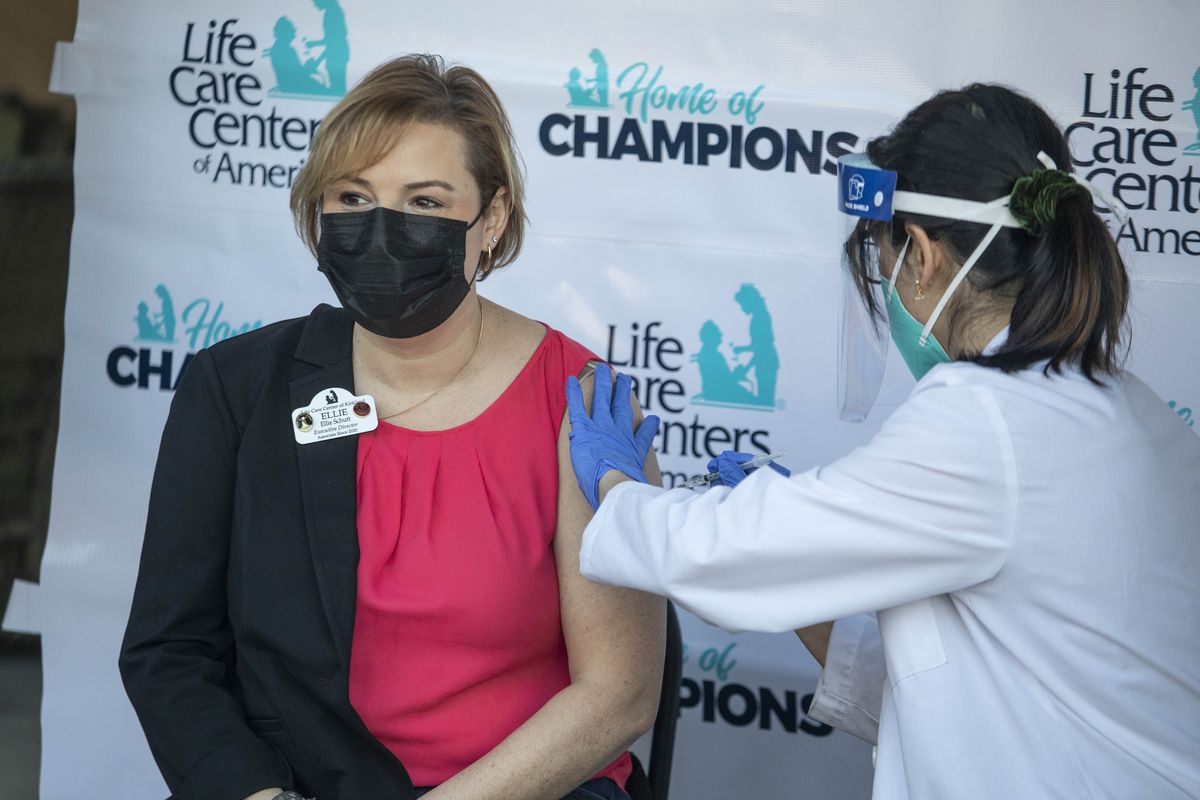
xmin=706 ymin=450 xmax=791 ymax=488
xmin=566 ymin=363 xmax=661 ymax=510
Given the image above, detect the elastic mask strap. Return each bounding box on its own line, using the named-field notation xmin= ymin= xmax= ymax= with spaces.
xmin=918 ymin=221 xmax=1004 ymax=346
xmin=467 ymin=190 xmax=497 ymax=230
xmin=884 ymin=237 xmax=912 ymax=302
xmin=467 ymin=190 xmax=500 ymax=286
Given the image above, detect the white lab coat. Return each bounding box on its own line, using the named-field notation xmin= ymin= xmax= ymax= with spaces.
xmin=579 ymin=346 xmax=1200 ymax=799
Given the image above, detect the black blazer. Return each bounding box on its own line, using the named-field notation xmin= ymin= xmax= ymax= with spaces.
xmin=120 ymin=305 xmax=417 ymax=800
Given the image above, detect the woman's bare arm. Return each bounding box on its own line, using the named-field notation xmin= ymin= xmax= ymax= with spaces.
xmin=422 ymin=370 xmax=666 ymax=800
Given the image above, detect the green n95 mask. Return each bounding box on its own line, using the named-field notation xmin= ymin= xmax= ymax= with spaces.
xmin=882 ymin=236 xmax=952 ymax=381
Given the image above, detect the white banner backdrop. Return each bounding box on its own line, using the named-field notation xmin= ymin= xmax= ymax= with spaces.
xmin=4 ymin=1 xmax=1198 ymax=797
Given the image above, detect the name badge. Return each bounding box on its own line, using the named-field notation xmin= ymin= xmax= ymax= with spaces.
xmin=292 ymin=387 xmax=378 ymax=445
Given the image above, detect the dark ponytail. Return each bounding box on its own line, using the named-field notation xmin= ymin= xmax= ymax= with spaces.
xmin=991 ymin=189 xmax=1128 ymax=381
xmin=846 ymin=83 xmax=1129 ymax=381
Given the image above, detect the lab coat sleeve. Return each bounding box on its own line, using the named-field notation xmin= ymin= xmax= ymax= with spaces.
xmin=579 ymin=378 xmax=1018 ymax=633
xmin=807 ymin=614 xmax=885 ymax=744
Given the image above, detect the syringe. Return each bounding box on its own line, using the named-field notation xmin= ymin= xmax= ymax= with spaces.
xmin=679 ymin=451 xmax=787 ymax=490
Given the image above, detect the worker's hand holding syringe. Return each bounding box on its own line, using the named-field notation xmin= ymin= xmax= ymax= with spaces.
xmin=684 ymin=450 xmax=790 ymax=489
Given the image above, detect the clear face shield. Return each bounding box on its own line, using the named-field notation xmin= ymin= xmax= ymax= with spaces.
xmin=836 ymin=154 xmax=899 ymax=422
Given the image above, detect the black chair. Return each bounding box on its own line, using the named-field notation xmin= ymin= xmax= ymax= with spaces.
xmin=626 ymin=602 xmax=683 ymax=800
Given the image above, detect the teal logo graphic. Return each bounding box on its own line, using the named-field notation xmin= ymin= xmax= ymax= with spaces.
xmin=172 ymin=8 xmax=349 ymax=190
xmin=565 ymin=48 xmax=609 ymax=108
xmin=692 ymin=284 xmax=782 ymax=411
xmin=135 ymin=284 xmax=177 ymax=344
xmin=265 ymin=0 xmax=349 ymax=99
xmin=1183 ymin=66 xmax=1200 ymax=156
xmin=131 ymin=285 xmax=263 ymax=350
xmin=1168 ymin=400 xmax=1196 ymax=429
xmin=605 ymin=285 xmax=784 ymax=473
xmin=110 ymin=285 xmax=264 ymax=391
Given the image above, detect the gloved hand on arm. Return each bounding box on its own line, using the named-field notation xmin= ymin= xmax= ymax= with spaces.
xmin=566 ymin=363 xmax=661 ymax=510
xmin=707 ymin=450 xmax=791 ymax=488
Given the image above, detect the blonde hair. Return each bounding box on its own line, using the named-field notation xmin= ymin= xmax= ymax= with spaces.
xmin=290 ymin=53 xmax=527 ymax=277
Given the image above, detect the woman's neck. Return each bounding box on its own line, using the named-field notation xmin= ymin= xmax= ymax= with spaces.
xmin=353 ymin=292 xmax=487 ymax=390
xmin=946 ymin=302 xmax=1013 ymax=359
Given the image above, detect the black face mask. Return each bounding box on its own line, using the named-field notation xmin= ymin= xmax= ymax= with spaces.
xmin=317 ymin=203 xmax=486 ymax=339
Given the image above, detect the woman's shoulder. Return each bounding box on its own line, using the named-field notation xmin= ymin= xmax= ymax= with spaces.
xmin=206 ymin=304 xmax=350 ymax=369
xmin=189 ymin=305 xmax=351 ymax=416
xmin=486 ymin=303 xmax=599 ymax=371
xmin=541 ymin=324 xmax=600 ymax=378
xmin=206 ymin=313 xmax=304 ymax=360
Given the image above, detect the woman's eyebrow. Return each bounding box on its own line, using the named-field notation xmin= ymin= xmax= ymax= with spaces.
xmin=335 ymin=176 xmax=373 ymax=189
xmin=404 ymin=179 xmax=456 ymax=192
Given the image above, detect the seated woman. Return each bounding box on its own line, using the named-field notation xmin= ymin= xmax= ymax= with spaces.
xmin=119 ymin=54 xmax=665 ymax=800
xmin=692 ymin=320 xmax=756 ymax=406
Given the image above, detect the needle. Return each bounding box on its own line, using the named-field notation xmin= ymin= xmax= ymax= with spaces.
xmin=679 ymin=451 xmax=787 ymax=490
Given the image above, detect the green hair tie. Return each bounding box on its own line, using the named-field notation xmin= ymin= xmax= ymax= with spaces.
xmin=1009 ymin=169 xmax=1092 ymax=236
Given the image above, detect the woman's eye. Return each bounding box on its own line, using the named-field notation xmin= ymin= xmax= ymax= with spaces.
xmin=412 ymin=196 xmax=444 ymax=210
xmin=338 ymin=192 xmax=369 ymax=207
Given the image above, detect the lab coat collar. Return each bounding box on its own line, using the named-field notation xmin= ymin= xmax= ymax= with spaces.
xmin=982 ymin=326 xmax=1010 ymax=357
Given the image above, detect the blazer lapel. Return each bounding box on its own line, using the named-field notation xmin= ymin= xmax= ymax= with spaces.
xmin=289 ymin=306 xmax=359 ymax=676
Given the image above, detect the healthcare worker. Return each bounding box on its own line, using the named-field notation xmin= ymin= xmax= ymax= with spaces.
xmin=565 ymin=83 xmax=1200 ymax=799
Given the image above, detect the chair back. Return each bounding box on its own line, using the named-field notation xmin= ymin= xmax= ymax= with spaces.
xmin=626 ymin=602 xmax=682 ymax=800
xmin=648 ymin=602 xmax=682 ymax=798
